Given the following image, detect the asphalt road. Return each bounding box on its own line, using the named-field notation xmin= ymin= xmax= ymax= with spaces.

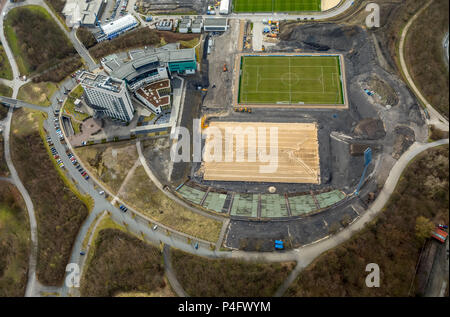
xmin=128 ymin=0 xmax=356 ymax=26
xmin=398 ymin=0 xmax=449 ymax=130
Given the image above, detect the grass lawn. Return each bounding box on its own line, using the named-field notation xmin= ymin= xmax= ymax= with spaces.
xmin=179 ymin=37 xmax=200 ymax=49
xmin=4 ymin=5 xmax=75 ymax=76
xmin=0 ymin=43 xmax=13 ymax=80
xmin=285 ymin=145 xmax=449 ymax=296
xmin=234 ymin=0 xmax=321 ymax=12
xmin=62 ymin=85 xmax=90 ymax=121
xmin=171 ymin=248 xmax=296 ymax=296
xmin=238 ymin=55 xmax=344 ymax=105
xmin=0 ymin=83 xmax=13 ymax=98
xmin=81 ymin=228 xmax=167 ymax=297
xmin=118 ymin=165 xmax=223 ymax=242
xmin=0 ymin=182 xmax=30 ymax=296
xmin=3 ymin=19 xmax=29 ymax=76
xmin=17 ymin=82 xmax=58 ymax=107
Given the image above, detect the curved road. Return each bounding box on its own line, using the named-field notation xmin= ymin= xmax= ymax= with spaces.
xmin=1 ymin=0 xmax=41 ymax=297
xmin=398 ymin=0 xmax=449 ymax=131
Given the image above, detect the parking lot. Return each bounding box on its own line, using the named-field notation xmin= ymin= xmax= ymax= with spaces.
xmin=100 ymin=0 xmax=130 ymax=24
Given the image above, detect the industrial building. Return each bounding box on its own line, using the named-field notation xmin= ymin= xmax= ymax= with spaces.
xmin=79 ymin=72 xmax=135 ymax=123
xmin=99 ymin=14 xmax=138 ymax=40
xmin=102 ymin=44 xmax=197 ymax=91
xmin=203 ymin=18 xmax=228 ymax=32
xmin=219 ymin=0 xmax=230 ymax=15
xmin=178 ymin=17 xmax=191 ymax=33
xmin=155 ymin=20 xmax=173 ymax=31
xmin=98 ymin=44 xmax=196 ymax=115
xmin=191 ymin=17 xmax=203 ymax=33
xmin=62 ymin=0 xmax=106 ymax=27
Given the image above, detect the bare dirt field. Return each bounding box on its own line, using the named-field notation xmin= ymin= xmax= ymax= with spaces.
xmin=75 ymin=143 xmax=139 ymax=194
xmin=202 ymin=121 xmax=320 ymax=184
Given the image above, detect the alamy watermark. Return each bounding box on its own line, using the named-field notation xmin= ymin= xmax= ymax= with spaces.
xmin=65 ymin=263 xmax=80 ymax=288
xmin=365 ymin=263 xmax=380 ymax=287
xmin=170 ymin=119 xmax=279 ymax=173
xmin=365 ymin=3 xmax=380 ymax=28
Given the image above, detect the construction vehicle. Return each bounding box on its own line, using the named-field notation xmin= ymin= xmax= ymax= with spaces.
xmin=223 ymin=64 xmax=228 ymax=72
xmin=234 ymin=107 xmax=252 ymax=113
xmin=201 ymin=115 xmax=209 ymax=129
xmin=432 ymin=227 xmax=448 ymax=243
xmin=274 ymin=240 xmax=284 ymax=250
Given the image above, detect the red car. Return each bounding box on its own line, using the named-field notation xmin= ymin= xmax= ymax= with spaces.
xmin=81 ymin=171 xmax=87 ymax=177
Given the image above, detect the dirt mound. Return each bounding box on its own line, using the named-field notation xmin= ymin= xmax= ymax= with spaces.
xmin=354 ymin=118 xmax=386 ymax=140
xmin=279 ymin=23 xmax=365 ymax=53
xmin=392 ymin=126 xmax=415 ymax=159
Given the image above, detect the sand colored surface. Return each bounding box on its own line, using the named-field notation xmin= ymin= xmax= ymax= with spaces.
xmin=203 ymin=122 xmax=320 ymax=184
xmin=322 ymin=0 xmax=341 ymax=11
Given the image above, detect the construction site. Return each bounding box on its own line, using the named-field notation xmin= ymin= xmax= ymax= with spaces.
xmin=135 ymin=12 xmax=431 ymax=251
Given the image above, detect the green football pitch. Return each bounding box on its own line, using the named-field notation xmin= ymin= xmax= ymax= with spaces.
xmin=238 ymin=55 xmax=344 ymax=105
xmin=233 ymin=0 xmax=321 ymax=12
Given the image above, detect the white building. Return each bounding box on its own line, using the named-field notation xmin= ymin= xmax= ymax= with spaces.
xmin=62 ymin=0 xmax=106 ymax=27
xmin=100 ymin=14 xmax=138 ymax=40
xmin=191 ymin=17 xmax=203 ymax=33
xmin=203 ymin=18 xmax=228 ymax=32
xmin=79 ymin=72 xmax=134 ymax=122
xmin=219 ymin=0 xmax=230 ymax=15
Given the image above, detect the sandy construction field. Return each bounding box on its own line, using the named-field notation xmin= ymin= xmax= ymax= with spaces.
xmin=321 ymin=0 xmax=341 ymax=11
xmin=202 ymin=122 xmax=320 ymax=184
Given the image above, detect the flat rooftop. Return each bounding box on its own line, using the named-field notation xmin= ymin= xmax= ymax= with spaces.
xmin=202 ymin=122 xmax=320 ymax=184
xmin=204 ymin=17 xmax=228 ymax=27
xmin=136 ymin=79 xmax=171 ymax=108
xmin=79 ymin=72 xmax=123 ymax=93
xmin=108 ymin=45 xmax=196 ymax=81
